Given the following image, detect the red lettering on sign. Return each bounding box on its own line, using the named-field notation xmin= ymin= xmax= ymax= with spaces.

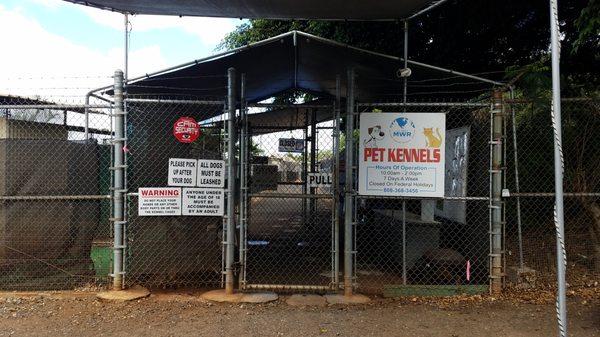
xmin=173 ymin=117 xmax=201 ymax=143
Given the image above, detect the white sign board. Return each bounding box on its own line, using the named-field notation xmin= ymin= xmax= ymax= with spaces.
xmin=182 ymin=188 xmax=225 ymax=216
xmin=358 ymin=112 xmax=445 ymax=198
xmin=436 ymin=126 xmax=470 ymax=224
xmin=138 ymin=187 xmax=182 ymax=216
xmin=278 ymin=138 xmax=304 ymax=153
xmin=307 ymin=172 xmax=332 ymax=187
xmin=197 ymin=159 xmax=225 ymax=188
xmin=168 ymin=158 xmax=197 ymax=186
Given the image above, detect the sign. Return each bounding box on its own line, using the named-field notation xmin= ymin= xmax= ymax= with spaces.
xmin=173 ymin=117 xmax=200 ymax=143
xmin=168 ymin=158 xmax=197 ymax=186
xmin=358 ymin=112 xmax=445 ymax=198
xmin=182 ymin=188 xmax=224 ymax=216
xmin=138 ymin=187 xmax=182 ymax=216
xmin=436 ymin=126 xmax=470 ymax=224
xmin=307 ymin=172 xmax=332 ymax=187
xmin=197 ymin=159 xmax=225 ymax=188
xmin=278 ymin=138 xmax=304 ymax=153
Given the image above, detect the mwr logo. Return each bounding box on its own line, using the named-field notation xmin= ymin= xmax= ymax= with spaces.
xmin=389 ymin=117 xmax=416 ymax=143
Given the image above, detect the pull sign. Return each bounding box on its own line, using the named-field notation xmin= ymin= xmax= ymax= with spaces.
xmin=307 ymin=173 xmax=333 ymax=188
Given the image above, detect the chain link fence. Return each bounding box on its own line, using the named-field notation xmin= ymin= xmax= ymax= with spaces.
xmin=504 ymin=98 xmax=600 ymax=287
xmin=0 ymin=95 xmax=113 ymax=290
xmin=0 ymin=73 xmax=597 ymax=297
xmin=351 ymin=101 xmax=492 ymax=295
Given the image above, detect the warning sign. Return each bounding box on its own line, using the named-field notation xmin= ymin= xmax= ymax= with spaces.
xmin=197 ymin=159 xmax=225 ymax=188
xmin=168 ymin=158 xmax=197 ymax=186
xmin=138 ymin=187 xmax=182 ymax=216
xmin=182 ymin=188 xmax=224 ymax=216
xmin=173 ymin=117 xmax=200 ymax=143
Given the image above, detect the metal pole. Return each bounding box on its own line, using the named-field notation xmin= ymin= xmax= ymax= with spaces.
xmin=310 ymin=109 xmax=317 ymax=214
xmin=403 ymin=20 xmax=408 ymax=105
xmin=225 ymin=67 xmax=237 ymax=295
xmin=549 ymin=0 xmax=567 ymax=335
xmin=303 ymin=121 xmax=308 ymax=224
xmin=112 ymin=70 xmax=125 ymax=290
xmin=84 ymin=93 xmax=90 ymax=140
xmin=509 ymin=87 xmax=524 ymax=269
xmin=402 ymin=199 xmax=407 ymax=285
xmin=124 ymin=14 xmax=129 ymax=83
xmin=490 ymin=91 xmax=504 ymax=294
xmin=239 ymin=73 xmax=246 ymax=289
xmin=344 ymin=68 xmax=355 ymax=297
xmin=333 ymin=75 xmax=341 ymax=288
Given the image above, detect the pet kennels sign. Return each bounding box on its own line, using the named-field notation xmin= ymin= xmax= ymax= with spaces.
xmin=358 ymin=112 xmax=446 ymax=198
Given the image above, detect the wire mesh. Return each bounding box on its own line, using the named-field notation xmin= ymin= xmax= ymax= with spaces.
xmin=352 ymin=100 xmax=492 ymax=295
xmin=242 ymin=104 xmax=337 ymax=290
xmin=0 ymin=95 xmax=113 ymax=290
xmin=1 ymin=76 xmax=597 ymax=297
xmin=124 ymin=93 xmax=227 ymax=288
xmin=504 ymin=98 xmax=600 ymax=286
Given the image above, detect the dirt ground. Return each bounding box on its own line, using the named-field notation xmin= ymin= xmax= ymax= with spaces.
xmin=0 ymin=289 xmax=598 ymax=337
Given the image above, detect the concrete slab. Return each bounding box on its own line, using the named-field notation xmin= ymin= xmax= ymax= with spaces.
xmin=96 ymin=285 xmax=150 ymax=302
xmin=240 ymin=292 xmax=279 ymax=303
xmin=200 ymin=290 xmax=278 ymax=303
xmin=325 ymin=294 xmax=370 ymax=305
xmin=286 ymin=294 xmax=327 ymax=307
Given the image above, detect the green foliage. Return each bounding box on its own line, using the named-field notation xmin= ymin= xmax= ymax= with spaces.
xmin=219 ymin=1 xmax=598 ymax=98
xmin=573 ymin=0 xmax=600 ymax=54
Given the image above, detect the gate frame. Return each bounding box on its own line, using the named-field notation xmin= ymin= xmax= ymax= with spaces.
xmin=237 ymin=77 xmax=342 ymax=292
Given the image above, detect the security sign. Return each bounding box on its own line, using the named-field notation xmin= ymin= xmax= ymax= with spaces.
xmin=173 ymin=117 xmax=200 ymax=143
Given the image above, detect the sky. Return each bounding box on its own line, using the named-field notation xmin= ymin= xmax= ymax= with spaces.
xmin=0 ymin=0 xmax=242 ymax=100
xmin=0 ymin=0 xmax=331 ymax=155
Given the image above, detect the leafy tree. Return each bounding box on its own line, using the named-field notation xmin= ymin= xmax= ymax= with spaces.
xmin=220 ymin=0 xmax=600 ymax=271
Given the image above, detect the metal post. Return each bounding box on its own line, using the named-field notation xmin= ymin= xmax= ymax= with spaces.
xmin=509 ymin=87 xmax=524 ymax=269
xmin=344 ymin=68 xmax=355 ymax=297
xmin=490 ymin=91 xmax=504 ymax=294
xmin=124 ymin=14 xmax=129 ymax=82
xmin=225 ymin=67 xmax=237 ymax=295
xmin=310 ymin=109 xmax=317 ymax=214
xmin=112 ymin=70 xmax=125 ymax=290
xmin=239 ymin=73 xmax=247 ymax=289
xmin=549 ymin=0 xmax=567 ymax=335
xmin=84 ymin=93 xmax=90 ymax=140
xmin=402 ymin=199 xmax=407 ymax=285
xmin=333 ymin=75 xmax=341 ymax=288
xmin=302 ymin=121 xmax=308 ymax=223
xmin=403 ymin=20 xmax=408 ymax=104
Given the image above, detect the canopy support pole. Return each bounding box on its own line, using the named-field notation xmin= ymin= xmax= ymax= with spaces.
xmin=403 ymin=20 xmax=408 ymax=104
xmin=225 ymin=67 xmax=237 ymax=295
xmin=549 ymin=0 xmax=567 ymax=335
xmin=344 ymin=68 xmax=356 ymax=297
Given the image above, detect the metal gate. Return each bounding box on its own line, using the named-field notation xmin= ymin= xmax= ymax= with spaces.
xmin=123 ymin=94 xmax=228 ymax=288
xmin=239 ymin=101 xmax=341 ymax=291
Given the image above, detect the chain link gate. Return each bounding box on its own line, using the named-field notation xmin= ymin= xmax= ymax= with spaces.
xmin=122 ymin=94 xmax=228 ymax=288
xmin=239 ymin=100 xmax=340 ymax=291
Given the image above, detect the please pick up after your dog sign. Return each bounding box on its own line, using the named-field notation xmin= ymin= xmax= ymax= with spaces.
xmin=358 ymin=112 xmax=445 ymax=198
